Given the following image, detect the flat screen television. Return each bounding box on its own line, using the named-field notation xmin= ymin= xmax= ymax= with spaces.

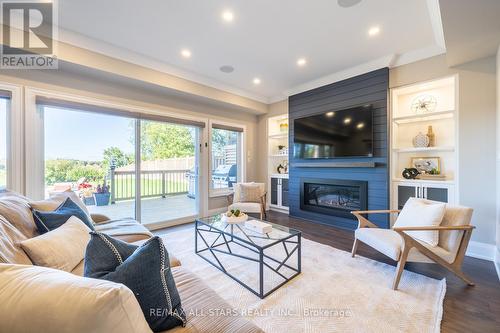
xmin=293 ymin=104 xmax=373 ymax=159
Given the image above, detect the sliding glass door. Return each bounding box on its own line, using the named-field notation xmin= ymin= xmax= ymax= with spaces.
xmin=139 ymin=120 xmax=199 ymax=225
xmin=42 ymin=104 xmax=200 ymax=225
xmin=43 ymin=106 xmax=137 ymax=220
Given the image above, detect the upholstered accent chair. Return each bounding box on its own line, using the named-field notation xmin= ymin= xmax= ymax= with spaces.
xmin=227 ymin=182 xmax=267 ymax=219
xmin=351 ymin=203 xmax=475 ymax=290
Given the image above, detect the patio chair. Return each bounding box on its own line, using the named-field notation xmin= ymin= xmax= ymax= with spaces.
xmin=227 ymin=182 xmax=267 ymax=219
xmin=351 ymin=201 xmax=475 ymax=290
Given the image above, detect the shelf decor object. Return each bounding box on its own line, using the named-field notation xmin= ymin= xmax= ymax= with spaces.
xmin=412 ymin=132 xmax=430 ymax=148
xmin=411 ymin=157 xmax=441 ymax=175
xmin=411 ymin=94 xmax=437 ymax=114
xmin=402 ymin=168 xmax=420 ymax=180
xmin=427 ymin=125 xmax=435 ymax=147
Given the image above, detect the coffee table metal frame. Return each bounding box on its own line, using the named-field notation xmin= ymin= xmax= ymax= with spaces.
xmin=195 ymin=217 xmax=301 ymax=299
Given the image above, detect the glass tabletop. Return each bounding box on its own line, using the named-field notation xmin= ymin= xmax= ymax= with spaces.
xmin=195 ymin=214 xmax=301 ymax=249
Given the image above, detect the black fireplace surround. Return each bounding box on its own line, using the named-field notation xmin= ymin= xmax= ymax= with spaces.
xmin=300 ymin=178 xmax=368 ymax=219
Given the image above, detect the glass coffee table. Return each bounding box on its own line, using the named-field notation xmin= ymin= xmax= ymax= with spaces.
xmin=195 ymin=214 xmax=301 ymax=299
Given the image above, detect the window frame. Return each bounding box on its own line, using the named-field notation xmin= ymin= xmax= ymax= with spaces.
xmin=0 ymin=82 xmax=22 ymax=193
xmin=24 ymin=87 xmax=210 ymax=220
xmin=208 ymin=119 xmax=246 ymax=198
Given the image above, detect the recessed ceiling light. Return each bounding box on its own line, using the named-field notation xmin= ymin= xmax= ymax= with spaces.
xmin=356 ymin=123 xmax=365 ymax=129
xmin=181 ymin=49 xmax=191 ymax=58
xmin=253 ymin=78 xmax=261 ymax=85
xmin=344 ymin=117 xmax=352 ymax=124
xmin=222 ymin=10 xmax=234 ymax=22
xmin=368 ymin=26 xmax=380 ymax=37
xmin=326 ymin=112 xmax=335 ymax=117
xmin=219 ymin=65 xmax=234 ymax=73
xmin=297 ymin=58 xmax=307 ymax=67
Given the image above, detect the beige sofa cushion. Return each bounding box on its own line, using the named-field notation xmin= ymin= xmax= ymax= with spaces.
xmin=0 ymin=195 xmax=38 ymax=238
xmin=30 ymin=190 xmax=92 ymax=218
xmin=20 ymin=216 xmax=91 ymax=272
xmin=168 ymin=267 xmax=263 ymax=333
xmin=0 ymin=215 xmax=32 ymax=265
xmin=0 ymin=264 xmax=152 ymax=333
xmin=94 ymin=218 xmax=153 ymax=242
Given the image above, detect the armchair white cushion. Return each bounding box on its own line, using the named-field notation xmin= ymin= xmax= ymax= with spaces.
xmin=351 ymin=200 xmax=474 ymax=290
xmin=393 ymin=197 xmax=446 ymax=246
xmin=228 ymin=182 xmax=267 ymax=219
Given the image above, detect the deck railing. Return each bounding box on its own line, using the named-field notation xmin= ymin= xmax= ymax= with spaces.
xmin=110 ymin=169 xmax=190 ymax=203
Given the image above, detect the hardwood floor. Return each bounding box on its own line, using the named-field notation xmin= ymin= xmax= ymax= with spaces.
xmin=264 ymin=210 xmax=500 ymax=333
xmin=158 ymin=210 xmax=500 ymax=332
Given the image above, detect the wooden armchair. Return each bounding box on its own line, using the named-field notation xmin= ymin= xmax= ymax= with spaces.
xmin=227 ymin=182 xmax=267 ymax=219
xmin=351 ymin=206 xmax=475 ymax=290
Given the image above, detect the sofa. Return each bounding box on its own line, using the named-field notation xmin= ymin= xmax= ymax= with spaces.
xmin=0 ymin=191 xmax=263 ymax=333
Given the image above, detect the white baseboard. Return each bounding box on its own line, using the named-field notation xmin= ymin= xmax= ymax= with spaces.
xmin=466 ymin=241 xmax=496 ymax=261
xmin=495 ymin=248 xmax=500 ymax=282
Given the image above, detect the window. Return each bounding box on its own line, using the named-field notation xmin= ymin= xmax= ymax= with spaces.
xmin=210 ymin=123 xmax=243 ymax=194
xmin=34 ymin=95 xmax=204 ymax=225
xmin=0 ymin=97 xmax=7 ymax=190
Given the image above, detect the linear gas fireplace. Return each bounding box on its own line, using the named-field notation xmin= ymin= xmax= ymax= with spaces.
xmin=300 ymin=178 xmax=368 ymax=219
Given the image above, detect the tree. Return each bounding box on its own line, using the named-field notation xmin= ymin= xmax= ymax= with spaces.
xmin=140 ymin=122 xmax=195 ymax=159
xmin=103 ymin=147 xmax=133 ymax=169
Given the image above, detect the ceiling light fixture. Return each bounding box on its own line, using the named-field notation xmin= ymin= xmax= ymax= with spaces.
xmin=222 ymin=10 xmax=234 ymax=22
xmin=253 ymin=78 xmax=261 ymax=85
xmin=181 ymin=49 xmax=191 ymax=58
xmin=219 ymin=65 xmax=235 ymax=73
xmin=344 ymin=117 xmax=352 ymax=124
xmin=368 ymin=26 xmax=380 ymax=37
xmin=338 ymin=0 xmax=362 ymax=8
xmin=297 ymin=58 xmax=307 ymax=67
xmin=356 ymin=123 xmax=365 ymax=129
xmin=326 ymin=112 xmax=335 ymax=117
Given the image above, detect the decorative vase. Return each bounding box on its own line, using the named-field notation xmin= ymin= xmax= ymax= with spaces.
xmin=413 ymin=132 xmax=430 ymax=148
xmin=279 ymin=123 xmax=288 ymax=132
xmin=427 ymin=125 xmax=435 ymax=147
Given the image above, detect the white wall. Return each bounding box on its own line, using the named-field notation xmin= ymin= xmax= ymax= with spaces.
xmin=496 ymin=45 xmax=500 ymax=271
xmin=390 ymin=54 xmax=497 ymax=247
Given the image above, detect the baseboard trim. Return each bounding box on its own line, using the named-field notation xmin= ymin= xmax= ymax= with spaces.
xmin=495 ymin=249 xmax=500 ymax=282
xmin=466 ymin=241 xmax=496 ymax=261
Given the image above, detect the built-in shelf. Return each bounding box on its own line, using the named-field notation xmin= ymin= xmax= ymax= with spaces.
xmin=269 ymin=173 xmax=289 ymax=179
xmin=294 ymin=161 xmax=376 ymax=168
xmin=269 ymin=154 xmax=288 ymax=157
xmin=393 ymin=110 xmax=454 ymax=124
xmin=268 ymin=133 xmax=287 ymax=139
xmin=393 ymin=178 xmax=455 ymax=185
xmin=392 ymin=146 xmax=455 ymax=153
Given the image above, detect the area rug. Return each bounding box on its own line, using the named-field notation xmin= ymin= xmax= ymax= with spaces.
xmin=162 ymin=227 xmax=446 ymax=333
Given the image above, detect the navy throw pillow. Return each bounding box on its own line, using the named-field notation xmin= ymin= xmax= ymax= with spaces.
xmin=84 ymin=232 xmax=186 ymax=332
xmin=32 ymin=197 xmax=94 ymax=234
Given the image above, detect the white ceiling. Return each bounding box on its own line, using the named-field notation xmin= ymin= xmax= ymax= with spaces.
xmin=57 ymin=0 xmax=445 ymax=103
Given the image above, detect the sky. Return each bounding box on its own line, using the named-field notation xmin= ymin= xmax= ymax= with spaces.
xmin=44 ymin=107 xmax=135 ymax=160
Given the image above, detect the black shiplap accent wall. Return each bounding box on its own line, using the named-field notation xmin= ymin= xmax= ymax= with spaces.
xmin=288 ymin=68 xmax=389 ymax=229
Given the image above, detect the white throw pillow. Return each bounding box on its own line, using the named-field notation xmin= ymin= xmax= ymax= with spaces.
xmin=30 ymin=189 xmax=91 ymax=218
xmin=20 ymin=216 xmax=91 ymax=272
xmin=0 ymin=264 xmax=152 ymax=333
xmin=394 ymin=197 xmax=446 ymax=247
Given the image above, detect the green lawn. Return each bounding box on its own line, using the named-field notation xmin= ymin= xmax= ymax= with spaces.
xmin=112 ymin=178 xmax=188 ymax=200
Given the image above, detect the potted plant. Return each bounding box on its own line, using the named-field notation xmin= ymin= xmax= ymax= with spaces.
xmin=93 ymin=181 xmax=111 ymax=206
xmin=78 ymin=181 xmax=95 ymax=206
